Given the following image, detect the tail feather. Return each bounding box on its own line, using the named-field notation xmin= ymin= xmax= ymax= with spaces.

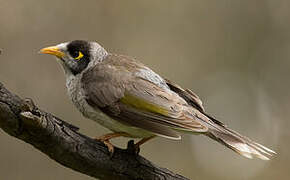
xmin=201 ymin=115 xmax=276 ymax=160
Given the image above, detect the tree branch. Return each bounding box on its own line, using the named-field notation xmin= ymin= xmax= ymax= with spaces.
xmin=0 ymin=82 xmax=189 ymax=180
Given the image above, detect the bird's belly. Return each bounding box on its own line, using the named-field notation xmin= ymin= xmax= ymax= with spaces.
xmin=81 ymin=103 xmax=154 ymax=138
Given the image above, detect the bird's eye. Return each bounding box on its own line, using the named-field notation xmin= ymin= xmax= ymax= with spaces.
xmin=74 ymin=51 xmax=84 ymax=60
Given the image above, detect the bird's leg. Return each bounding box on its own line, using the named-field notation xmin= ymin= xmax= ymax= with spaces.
xmin=135 ymin=136 xmax=155 ymax=148
xmin=95 ymin=132 xmax=130 ymax=155
xmin=127 ymin=136 xmax=156 ymax=154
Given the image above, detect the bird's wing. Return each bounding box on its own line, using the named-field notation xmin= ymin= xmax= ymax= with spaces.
xmin=81 ymin=55 xmax=208 ymax=139
xmin=164 ymin=78 xmax=226 ymax=127
xmin=164 ymin=78 xmax=205 ymax=112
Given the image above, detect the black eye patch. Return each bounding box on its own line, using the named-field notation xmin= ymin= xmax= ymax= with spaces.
xmin=67 ymin=40 xmax=90 ymax=59
xmin=66 ymin=40 xmax=91 ymax=75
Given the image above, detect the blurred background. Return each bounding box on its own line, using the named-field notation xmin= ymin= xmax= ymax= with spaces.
xmin=0 ymin=0 xmax=288 ymax=179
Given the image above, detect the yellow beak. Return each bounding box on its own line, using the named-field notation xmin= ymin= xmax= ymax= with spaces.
xmin=39 ymin=46 xmax=65 ymax=58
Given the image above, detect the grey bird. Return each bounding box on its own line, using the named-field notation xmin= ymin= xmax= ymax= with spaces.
xmin=40 ymin=40 xmax=276 ymax=160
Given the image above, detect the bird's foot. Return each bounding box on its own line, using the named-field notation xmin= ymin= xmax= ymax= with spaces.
xmin=95 ymin=137 xmax=115 ymax=157
xmin=102 ymin=140 xmax=115 ymax=156
xmin=95 ymin=132 xmax=130 ymax=157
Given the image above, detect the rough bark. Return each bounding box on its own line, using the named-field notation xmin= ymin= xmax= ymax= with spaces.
xmin=0 ymin=82 xmax=189 ymax=180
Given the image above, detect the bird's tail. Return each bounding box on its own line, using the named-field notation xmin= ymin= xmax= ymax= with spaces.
xmin=202 ymin=114 xmax=276 ymax=160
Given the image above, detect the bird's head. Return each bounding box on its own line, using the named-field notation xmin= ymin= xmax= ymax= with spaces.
xmin=40 ymin=40 xmax=108 ymax=75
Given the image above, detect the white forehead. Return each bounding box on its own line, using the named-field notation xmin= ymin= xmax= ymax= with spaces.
xmin=56 ymin=42 xmax=69 ymax=51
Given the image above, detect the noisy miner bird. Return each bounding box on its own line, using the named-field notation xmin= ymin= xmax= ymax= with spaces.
xmin=40 ymin=40 xmax=275 ymax=160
